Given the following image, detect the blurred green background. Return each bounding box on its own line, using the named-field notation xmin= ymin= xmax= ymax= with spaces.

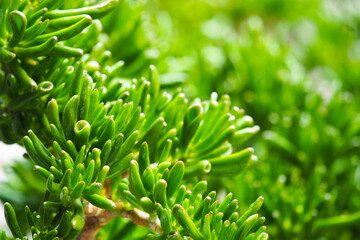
xmin=100 ymin=0 xmax=360 ymax=239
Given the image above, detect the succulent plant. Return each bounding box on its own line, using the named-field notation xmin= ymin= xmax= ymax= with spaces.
xmin=0 ymin=1 xmax=267 ymax=239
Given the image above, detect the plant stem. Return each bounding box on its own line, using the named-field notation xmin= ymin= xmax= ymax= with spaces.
xmin=77 ymin=201 xmax=161 ymax=239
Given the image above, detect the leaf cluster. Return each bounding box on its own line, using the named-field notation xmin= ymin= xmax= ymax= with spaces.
xmin=0 ymin=1 xmax=267 ymax=240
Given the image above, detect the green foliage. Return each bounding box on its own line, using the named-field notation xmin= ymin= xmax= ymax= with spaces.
xmin=122 ymin=0 xmax=360 ymax=239
xmin=0 ymin=0 xmax=267 ymax=239
xmin=2 ymin=0 xmax=358 ymax=239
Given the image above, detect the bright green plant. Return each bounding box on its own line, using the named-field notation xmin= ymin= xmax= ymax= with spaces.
xmin=0 ymin=0 xmax=267 ymax=239
xmin=123 ymin=0 xmax=360 ymax=239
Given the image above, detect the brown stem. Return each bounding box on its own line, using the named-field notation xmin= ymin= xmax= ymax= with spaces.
xmin=77 ymin=205 xmax=113 ymax=240
xmin=77 ymin=201 xmax=161 ymax=239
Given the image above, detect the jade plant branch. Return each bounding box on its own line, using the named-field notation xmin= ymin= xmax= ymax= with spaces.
xmin=79 ymin=202 xmax=161 ymax=239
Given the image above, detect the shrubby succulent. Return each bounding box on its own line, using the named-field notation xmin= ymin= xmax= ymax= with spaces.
xmin=0 ymin=0 xmax=267 ymax=239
